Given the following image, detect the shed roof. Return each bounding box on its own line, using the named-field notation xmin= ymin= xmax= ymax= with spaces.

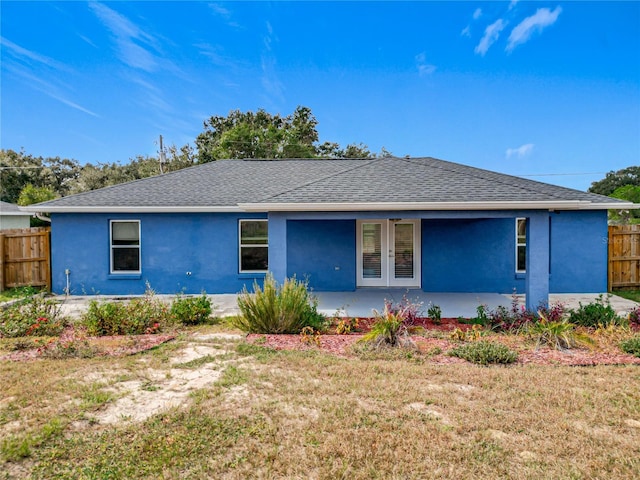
xmin=26 ymin=157 xmax=631 ymax=212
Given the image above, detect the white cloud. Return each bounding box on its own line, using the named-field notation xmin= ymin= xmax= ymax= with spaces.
xmin=506 ymin=143 xmax=534 ymax=159
xmin=208 ymin=3 xmax=240 ymax=28
xmin=506 ymin=6 xmax=562 ymax=52
xmin=509 ymin=0 xmax=519 ymax=11
xmin=89 ymin=2 xmax=160 ymax=71
xmin=415 ymin=52 xmax=436 ymax=76
xmin=461 ymin=25 xmax=471 ymax=37
xmin=473 ymin=8 xmax=482 ymax=20
xmin=0 ymin=36 xmax=68 ymax=70
xmin=475 ymin=19 xmax=506 ymax=56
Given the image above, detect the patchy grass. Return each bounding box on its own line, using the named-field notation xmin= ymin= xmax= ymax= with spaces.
xmin=1 ymin=325 xmax=639 ymax=479
xmin=614 ymin=290 xmax=640 ymax=303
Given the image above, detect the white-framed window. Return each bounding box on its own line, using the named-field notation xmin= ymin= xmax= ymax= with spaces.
xmin=516 ymin=217 xmax=527 ymax=273
xmin=110 ymin=220 xmax=141 ymax=273
xmin=239 ymin=219 xmax=268 ymax=272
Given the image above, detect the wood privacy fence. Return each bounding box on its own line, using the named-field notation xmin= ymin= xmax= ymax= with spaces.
xmin=0 ymin=227 xmax=51 ymax=292
xmin=608 ymin=224 xmax=640 ymax=290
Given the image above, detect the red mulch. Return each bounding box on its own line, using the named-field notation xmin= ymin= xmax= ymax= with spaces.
xmin=0 ymin=326 xmax=175 ymax=362
xmin=246 ymin=318 xmax=640 ymax=366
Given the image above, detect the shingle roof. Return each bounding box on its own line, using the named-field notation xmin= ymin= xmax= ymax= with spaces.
xmin=0 ymin=201 xmax=30 ymax=215
xmin=30 ymin=156 xmax=628 ymax=211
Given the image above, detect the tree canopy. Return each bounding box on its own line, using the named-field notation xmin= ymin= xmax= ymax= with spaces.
xmin=195 ymin=105 xmax=374 ymax=162
xmin=588 ymin=166 xmax=640 ymax=196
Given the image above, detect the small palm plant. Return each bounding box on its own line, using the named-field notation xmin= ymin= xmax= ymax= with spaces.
xmin=360 ymin=302 xmax=415 ymax=349
xmin=527 ymin=311 xmax=593 ymax=351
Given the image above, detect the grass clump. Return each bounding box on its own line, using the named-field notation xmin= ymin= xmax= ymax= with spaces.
xmin=232 ymin=274 xmax=326 ymax=334
xmin=620 ymin=335 xmax=640 ymax=357
xmin=447 ymin=340 xmax=518 ymax=365
xmin=527 ymin=312 xmax=593 ymax=350
xmin=360 ymin=302 xmax=416 ymax=349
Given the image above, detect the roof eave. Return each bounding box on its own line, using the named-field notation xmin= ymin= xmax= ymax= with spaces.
xmin=238 ymin=200 xmax=637 ymax=212
xmin=20 ymin=205 xmax=243 ymax=213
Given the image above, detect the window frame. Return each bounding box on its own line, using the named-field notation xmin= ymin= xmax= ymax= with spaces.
xmin=238 ymin=219 xmax=268 ymax=273
xmin=516 ymin=217 xmax=527 ymax=273
xmin=110 ymin=220 xmax=141 ymax=274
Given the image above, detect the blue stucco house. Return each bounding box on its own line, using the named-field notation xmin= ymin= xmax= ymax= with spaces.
xmin=26 ymin=157 xmax=632 ymax=310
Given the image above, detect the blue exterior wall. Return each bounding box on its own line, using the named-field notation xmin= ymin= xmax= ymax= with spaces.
xmin=51 ymin=209 xmax=608 ymax=295
xmin=549 ymin=210 xmax=608 ymax=292
xmin=50 ymin=212 xmax=267 ymax=295
xmin=422 ymin=218 xmax=522 ymax=293
xmin=287 ymin=220 xmax=356 ymax=291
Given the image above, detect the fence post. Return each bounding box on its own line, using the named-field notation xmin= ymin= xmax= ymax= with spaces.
xmin=0 ymin=232 xmax=4 ymax=291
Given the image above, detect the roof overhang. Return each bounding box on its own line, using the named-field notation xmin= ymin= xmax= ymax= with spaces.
xmin=238 ymin=200 xmax=638 ymax=212
xmin=19 ymin=205 xmax=243 ymax=213
xmin=21 ymin=200 xmax=638 ymax=214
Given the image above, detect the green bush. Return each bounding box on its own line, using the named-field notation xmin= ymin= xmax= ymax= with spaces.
xmin=170 ymin=294 xmax=212 ymax=325
xmin=0 ymin=295 xmax=67 ymax=338
xmin=361 ymin=307 xmax=406 ymax=347
xmin=232 ymin=274 xmax=326 ymax=334
xmin=620 ymin=335 xmax=640 ymax=357
xmin=447 ymin=341 xmax=518 ymax=365
xmin=568 ymin=295 xmax=623 ymax=328
xmin=82 ymin=294 xmax=169 ymax=336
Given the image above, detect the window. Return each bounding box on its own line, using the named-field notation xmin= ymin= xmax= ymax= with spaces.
xmin=516 ymin=218 xmax=527 ymax=272
xmin=239 ymin=220 xmax=268 ymax=272
xmin=111 ymin=220 xmax=140 ymax=273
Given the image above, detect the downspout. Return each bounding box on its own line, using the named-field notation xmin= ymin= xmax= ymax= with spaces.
xmin=34 ymin=213 xmax=51 ymax=223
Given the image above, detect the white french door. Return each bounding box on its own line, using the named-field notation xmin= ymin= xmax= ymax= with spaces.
xmin=356 ymin=219 xmax=421 ymax=287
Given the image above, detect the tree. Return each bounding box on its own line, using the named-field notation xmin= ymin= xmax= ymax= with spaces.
xmin=588 ymin=166 xmax=640 ymax=196
xmin=195 ymin=106 xmax=373 ymax=162
xmin=17 ymin=184 xmax=57 ymax=226
xmin=609 ymin=185 xmax=640 ymax=223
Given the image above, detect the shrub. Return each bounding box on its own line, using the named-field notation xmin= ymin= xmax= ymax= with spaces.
xmin=232 ymin=274 xmax=326 ymax=334
xmin=170 ymin=294 xmax=212 ymax=325
xmin=427 ymin=303 xmax=442 ymax=324
xmin=447 ymin=341 xmax=518 ymax=365
xmin=0 ymin=295 xmax=67 ymax=338
xmin=620 ymin=335 xmax=640 ymax=357
xmin=360 ymin=303 xmax=416 ymax=349
xmin=387 ymin=295 xmax=424 ymax=326
xmin=629 ymin=306 xmax=640 ymax=328
xmin=527 ymin=313 xmax=593 ymax=350
xmin=568 ymin=295 xmax=623 ymax=328
xmin=82 ymin=292 xmax=169 ymax=336
xmin=335 ymin=317 xmax=359 ymax=334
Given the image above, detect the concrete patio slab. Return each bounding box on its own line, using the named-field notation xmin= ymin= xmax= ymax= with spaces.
xmin=41 ymin=291 xmax=639 ymax=321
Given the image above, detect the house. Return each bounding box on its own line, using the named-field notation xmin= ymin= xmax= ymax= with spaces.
xmin=24 ymin=157 xmax=635 ymax=310
xmin=0 ymin=201 xmax=31 ymax=230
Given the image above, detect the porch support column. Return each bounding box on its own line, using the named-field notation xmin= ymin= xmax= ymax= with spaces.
xmin=268 ymin=212 xmax=287 ymax=283
xmin=525 ymin=211 xmax=550 ymax=311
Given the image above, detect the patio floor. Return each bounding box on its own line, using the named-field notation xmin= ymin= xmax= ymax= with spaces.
xmin=50 ymin=291 xmax=639 ymax=320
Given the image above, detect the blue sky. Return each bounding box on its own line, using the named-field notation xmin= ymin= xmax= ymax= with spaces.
xmin=1 ymin=1 xmax=638 ymax=191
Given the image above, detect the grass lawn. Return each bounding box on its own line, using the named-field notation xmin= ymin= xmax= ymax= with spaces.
xmin=614 ymin=290 xmax=640 ymax=303
xmin=1 ymin=326 xmax=639 ymax=479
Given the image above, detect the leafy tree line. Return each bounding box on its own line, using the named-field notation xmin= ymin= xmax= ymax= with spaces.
xmin=1 ymin=106 xmax=378 ymax=206
xmin=588 ymin=166 xmax=640 ymax=222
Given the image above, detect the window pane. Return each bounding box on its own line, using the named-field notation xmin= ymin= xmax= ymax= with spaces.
xmin=517 ymin=218 xmax=527 ymax=243
xmin=113 ymin=222 xmax=139 ymax=245
xmin=241 ymin=246 xmax=268 ymax=271
xmin=362 ymin=223 xmax=382 ymax=279
xmin=241 ymin=221 xmax=268 ymax=245
xmin=394 ymin=223 xmax=414 ymax=279
xmin=517 ymin=245 xmax=526 ymax=272
xmin=113 ymin=247 xmax=140 ymax=271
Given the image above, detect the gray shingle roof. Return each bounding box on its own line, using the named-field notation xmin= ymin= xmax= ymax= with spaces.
xmin=31 ymin=156 xmax=627 ymax=211
xmin=0 ymin=201 xmax=30 ymax=215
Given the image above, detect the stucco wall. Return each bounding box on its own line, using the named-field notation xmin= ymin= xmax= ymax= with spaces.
xmin=287 ymin=220 xmax=356 ymax=291
xmin=50 ymin=210 xmax=608 ymax=295
xmin=51 ymin=212 xmax=267 ymax=295
xmin=0 ymin=215 xmax=31 ymax=230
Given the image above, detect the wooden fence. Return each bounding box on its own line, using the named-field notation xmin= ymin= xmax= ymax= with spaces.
xmin=608 ymin=224 xmax=640 ymax=290
xmin=0 ymin=227 xmax=51 ymax=292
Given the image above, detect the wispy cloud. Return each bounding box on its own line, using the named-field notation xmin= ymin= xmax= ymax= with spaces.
xmin=415 ymin=52 xmax=436 ymax=76
xmin=208 ymin=3 xmax=241 ymax=28
xmin=88 ymin=2 xmax=160 ymax=72
xmin=506 ymin=143 xmax=534 ymax=159
xmin=461 ymin=25 xmax=471 ymax=37
xmin=261 ymin=21 xmax=284 ymax=105
xmin=1 ymin=36 xmax=68 ymax=70
xmin=506 ymin=6 xmax=562 ymax=52
xmin=1 ymin=37 xmax=99 ymax=117
xmin=473 ymin=8 xmax=482 ymax=20
xmin=475 ymin=19 xmax=506 ymax=56
xmin=509 ymin=0 xmax=519 ymax=11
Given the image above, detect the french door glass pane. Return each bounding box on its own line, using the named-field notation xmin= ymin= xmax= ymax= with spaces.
xmin=362 ymin=223 xmax=382 ymax=279
xmin=394 ymin=223 xmax=414 ymax=279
